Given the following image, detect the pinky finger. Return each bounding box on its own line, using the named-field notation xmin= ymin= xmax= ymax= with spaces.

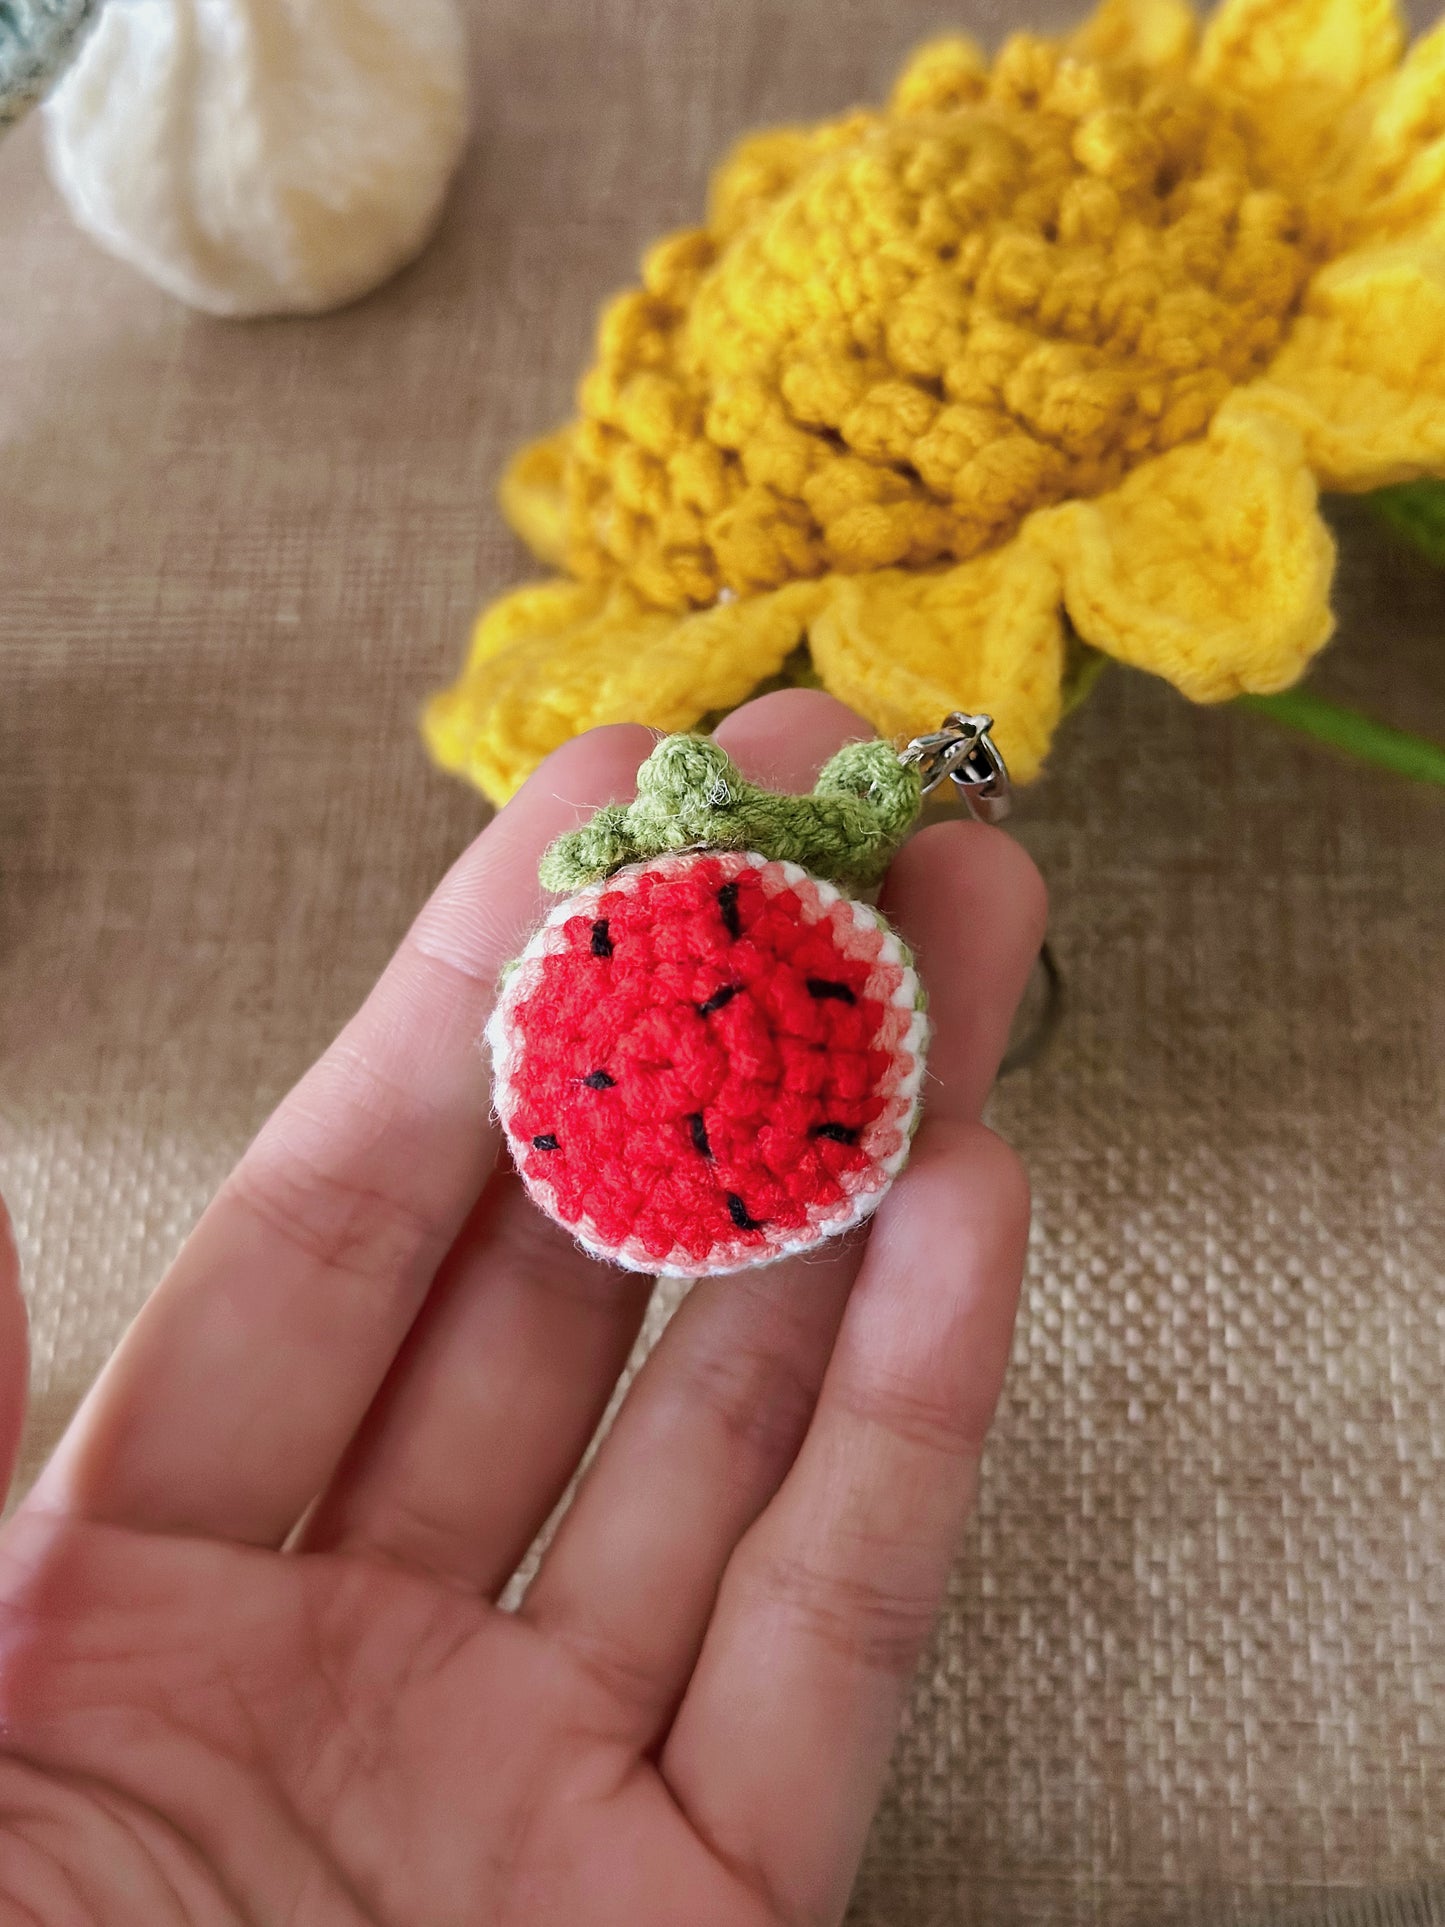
xmin=661 ymin=1120 xmax=1029 ymax=1927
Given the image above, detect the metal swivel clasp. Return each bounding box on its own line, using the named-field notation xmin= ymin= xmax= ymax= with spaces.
xmin=899 ymin=713 xmax=1013 ymax=825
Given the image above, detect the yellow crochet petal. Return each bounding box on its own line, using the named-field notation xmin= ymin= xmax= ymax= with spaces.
xmin=1345 ymin=20 xmax=1445 ymax=244
xmin=1197 ymin=0 xmax=1404 ymax=187
xmin=1246 ymin=242 xmax=1445 ymax=489
xmin=423 ymin=578 xmax=829 ymax=802
xmin=1031 ymin=396 xmax=1335 ymax=703
xmin=1198 ymin=0 xmax=1402 ymax=96
xmin=807 ymin=542 xmax=1065 ymax=785
xmin=497 ymin=429 xmax=574 ymax=568
xmin=1071 ymin=0 xmax=1197 ymax=73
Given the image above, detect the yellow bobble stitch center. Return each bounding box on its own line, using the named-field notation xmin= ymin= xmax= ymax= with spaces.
xmin=546 ymin=27 xmax=1329 ymax=613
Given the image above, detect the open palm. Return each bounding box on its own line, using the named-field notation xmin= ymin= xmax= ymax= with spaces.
xmin=0 ymin=692 xmax=1043 ymax=1927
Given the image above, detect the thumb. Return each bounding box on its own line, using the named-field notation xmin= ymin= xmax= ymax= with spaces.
xmin=0 ymin=1194 xmax=28 ymax=1504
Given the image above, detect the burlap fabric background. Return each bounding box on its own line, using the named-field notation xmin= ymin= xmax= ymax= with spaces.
xmin=2 ymin=2 xmax=1442 ymax=1920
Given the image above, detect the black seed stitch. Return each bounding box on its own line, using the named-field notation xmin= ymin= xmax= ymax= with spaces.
xmin=590 ymin=918 xmax=613 ymax=957
xmin=717 ymin=881 xmax=742 ymax=940
xmin=581 ymin=1069 xmax=616 ymax=1089
xmin=696 ymin=983 xmax=741 ymax=1017
xmin=726 ymin=1192 xmax=766 ymax=1232
xmin=687 ymin=1112 xmax=713 ymax=1158
xmin=807 ymin=978 xmax=857 ymax=1004
xmin=810 ymin=1122 xmax=860 ymax=1145
xmin=532 ymin=1133 xmax=561 ymax=1151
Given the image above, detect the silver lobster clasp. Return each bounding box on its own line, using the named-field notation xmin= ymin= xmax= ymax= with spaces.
xmin=899 ymin=713 xmax=1013 ymax=825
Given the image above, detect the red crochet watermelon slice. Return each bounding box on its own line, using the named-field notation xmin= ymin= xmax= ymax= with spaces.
xmin=488 ymin=848 xmax=928 ymax=1275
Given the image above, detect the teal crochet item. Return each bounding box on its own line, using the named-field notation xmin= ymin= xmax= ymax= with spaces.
xmin=0 ymin=0 xmax=99 ymax=131
xmin=539 ymin=735 xmax=924 ymax=896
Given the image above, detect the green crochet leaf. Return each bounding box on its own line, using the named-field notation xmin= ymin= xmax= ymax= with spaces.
xmin=540 ymin=734 xmax=924 ymax=896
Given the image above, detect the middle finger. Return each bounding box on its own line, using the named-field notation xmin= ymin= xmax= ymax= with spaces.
xmin=520 ymin=694 xmax=1045 ymax=1741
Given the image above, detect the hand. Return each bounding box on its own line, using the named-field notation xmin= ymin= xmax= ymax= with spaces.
xmin=0 ymin=691 xmax=1044 ymax=1927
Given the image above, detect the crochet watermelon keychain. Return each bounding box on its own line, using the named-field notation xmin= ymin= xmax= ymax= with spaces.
xmin=488 ymin=715 xmax=1010 ymax=1276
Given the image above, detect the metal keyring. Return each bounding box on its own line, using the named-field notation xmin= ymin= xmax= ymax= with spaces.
xmin=900 ymin=715 xmax=1060 ymax=1074
xmin=899 ymin=711 xmax=1013 ymax=825
xmin=999 ymin=941 xmax=1063 ymax=1078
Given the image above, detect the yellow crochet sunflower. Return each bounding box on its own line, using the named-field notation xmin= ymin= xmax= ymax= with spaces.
xmin=426 ymin=0 xmax=1445 ymax=802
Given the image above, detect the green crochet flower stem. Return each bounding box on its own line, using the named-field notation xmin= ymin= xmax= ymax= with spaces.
xmin=540 ymin=735 xmax=923 ymax=895
xmin=1237 ymin=690 xmax=1445 ymax=788
xmin=1368 ymin=478 xmax=1445 ymax=568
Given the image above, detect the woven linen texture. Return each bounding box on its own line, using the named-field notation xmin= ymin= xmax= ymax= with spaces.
xmin=1 ymin=2 xmax=1440 ymax=1920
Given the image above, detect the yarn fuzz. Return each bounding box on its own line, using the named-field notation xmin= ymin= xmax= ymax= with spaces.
xmin=429 ymin=0 xmax=1445 ymax=802
xmin=488 ymin=735 xmax=929 ymax=1277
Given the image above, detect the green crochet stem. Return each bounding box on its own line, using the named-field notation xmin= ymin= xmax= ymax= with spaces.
xmin=1368 ymin=478 xmax=1445 ymax=568
xmin=540 ymin=734 xmax=923 ymax=895
xmin=1237 ymin=689 xmax=1445 ymax=787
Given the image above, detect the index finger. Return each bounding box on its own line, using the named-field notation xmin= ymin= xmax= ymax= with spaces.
xmin=31 ymin=725 xmax=656 ymax=1545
